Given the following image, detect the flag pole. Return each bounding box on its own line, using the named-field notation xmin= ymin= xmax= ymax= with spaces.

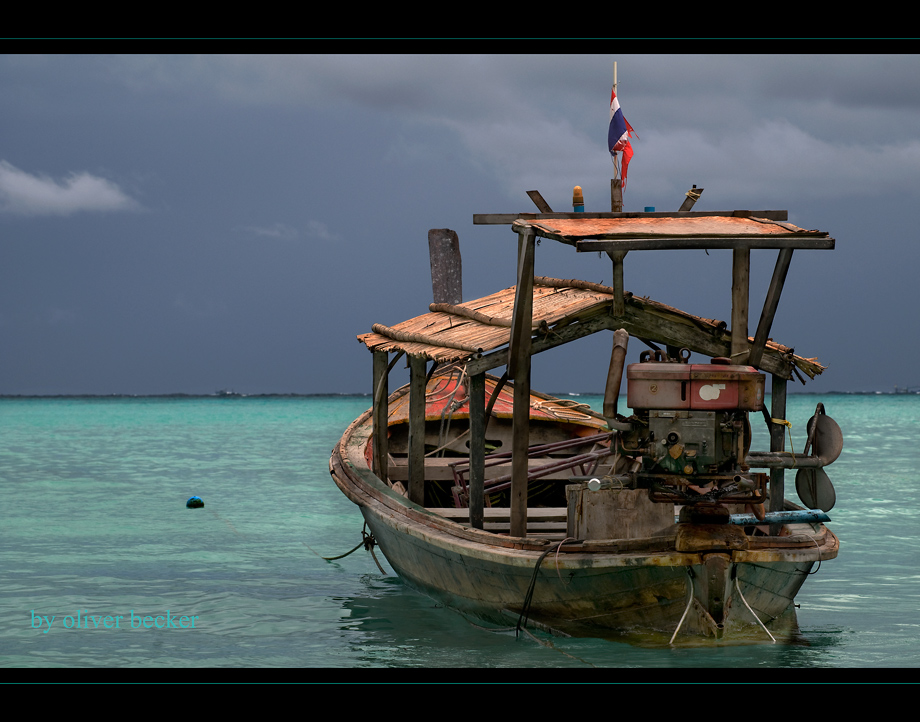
xmin=612 ymin=61 xmax=619 ymax=177
xmin=611 ymin=60 xmax=623 ymax=212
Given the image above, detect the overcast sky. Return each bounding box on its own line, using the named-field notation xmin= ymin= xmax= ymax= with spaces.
xmin=1 ymin=53 xmax=918 ymax=396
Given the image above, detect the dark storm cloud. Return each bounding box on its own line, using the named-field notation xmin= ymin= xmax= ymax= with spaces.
xmin=0 ymin=54 xmax=917 ymax=395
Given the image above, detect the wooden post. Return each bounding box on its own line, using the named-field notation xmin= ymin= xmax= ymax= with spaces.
xmin=769 ymin=374 xmax=787 ymax=535
xmin=407 ymin=354 xmax=427 ymax=505
xmin=731 ymin=247 xmax=750 ymax=364
xmin=468 ymin=372 xmax=486 ymax=529
xmin=748 ymin=248 xmax=794 ymax=370
xmin=611 ymin=178 xmax=623 ymax=212
xmin=607 ymin=250 xmax=626 ymax=316
xmin=508 ymin=225 xmax=536 ymax=538
xmin=428 ymin=229 xmax=462 ymax=305
xmin=372 ymin=351 xmax=389 ymax=480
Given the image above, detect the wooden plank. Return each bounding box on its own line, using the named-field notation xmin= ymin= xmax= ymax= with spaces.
xmin=748 ymin=248 xmax=794 ymax=370
xmin=526 ymin=190 xmax=553 ymax=213
xmin=509 ymin=226 xmax=535 ymax=538
xmin=731 ymin=247 xmax=750 ymax=364
xmin=468 ymin=372 xmax=486 ymax=530
xmin=408 ymin=354 xmax=427 ymax=505
xmin=474 ymin=210 xmax=789 ymax=224
xmin=576 ymin=237 xmax=834 ymax=251
xmin=428 ymin=229 xmax=462 ymax=305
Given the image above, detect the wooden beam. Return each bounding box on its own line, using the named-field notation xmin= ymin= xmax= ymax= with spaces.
xmin=526 ymin=190 xmax=553 ymax=213
xmin=678 ymin=186 xmax=704 ymax=211
xmin=576 ymin=237 xmax=833 ymax=252
xmin=407 ymin=354 xmax=427 ymax=505
xmin=465 ymin=299 xmax=800 ymax=380
xmin=372 ymin=351 xmax=389 ymax=480
xmin=473 ymin=210 xmax=790 ymax=225
xmin=508 ymin=226 xmax=536 ymax=538
xmin=468 ymin=372 xmax=486 ymax=530
xmin=748 ymin=248 xmax=794 ymax=370
xmin=507 ymin=228 xmax=536 ymax=381
xmin=731 ymin=247 xmax=750 ymax=364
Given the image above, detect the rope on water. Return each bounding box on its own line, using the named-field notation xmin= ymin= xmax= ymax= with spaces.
xmin=308 ymin=526 xmax=387 ymax=575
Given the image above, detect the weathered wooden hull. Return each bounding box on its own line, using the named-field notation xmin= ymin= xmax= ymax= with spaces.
xmin=329 ymin=391 xmax=839 ymax=645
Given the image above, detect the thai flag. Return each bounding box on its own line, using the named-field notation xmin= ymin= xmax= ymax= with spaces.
xmin=608 ymin=87 xmax=637 ymax=188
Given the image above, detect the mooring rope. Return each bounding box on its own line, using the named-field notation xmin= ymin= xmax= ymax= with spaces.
xmin=309 ymin=526 xmax=387 ymax=575
xmin=807 ymin=537 xmax=823 ymax=575
xmin=516 ymin=540 xmax=572 ymax=637
xmin=531 ymin=398 xmax=594 ymax=421
xmin=734 ymin=576 xmax=775 ymax=643
xmin=669 ymin=567 xmax=696 ymax=645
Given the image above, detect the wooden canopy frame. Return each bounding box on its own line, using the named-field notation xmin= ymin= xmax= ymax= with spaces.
xmin=360 ymin=209 xmax=835 ymax=538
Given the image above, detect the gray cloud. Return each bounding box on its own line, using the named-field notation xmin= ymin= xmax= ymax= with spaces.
xmin=0 ymin=160 xmax=140 ymax=216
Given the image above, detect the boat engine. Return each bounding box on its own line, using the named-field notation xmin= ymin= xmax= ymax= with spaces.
xmin=625 ymin=352 xmax=767 ymax=506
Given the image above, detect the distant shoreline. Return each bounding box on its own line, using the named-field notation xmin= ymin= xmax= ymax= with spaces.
xmin=1 ymin=390 xmax=915 ymax=399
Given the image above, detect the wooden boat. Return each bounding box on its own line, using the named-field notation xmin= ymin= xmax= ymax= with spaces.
xmin=329 ymin=198 xmax=841 ymax=645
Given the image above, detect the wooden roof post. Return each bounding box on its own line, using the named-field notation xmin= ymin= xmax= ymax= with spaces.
xmin=607 ymin=250 xmax=626 ymax=316
xmin=508 ymin=224 xmax=536 ymax=538
xmin=731 ymin=247 xmax=751 ymax=364
xmin=372 ymin=351 xmax=390 ymax=481
xmin=468 ymin=372 xmax=486 ymax=529
xmin=407 ymin=353 xmax=427 ymax=505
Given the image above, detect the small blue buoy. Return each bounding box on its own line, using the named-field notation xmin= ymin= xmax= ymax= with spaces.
xmin=644 ymin=206 xmax=655 ymax=212
xmin=186 ymin=496 xmax=204 ymax=509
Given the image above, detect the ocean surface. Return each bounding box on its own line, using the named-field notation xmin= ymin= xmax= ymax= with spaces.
xmin=2 ymin=391 xmax=918 ymax=672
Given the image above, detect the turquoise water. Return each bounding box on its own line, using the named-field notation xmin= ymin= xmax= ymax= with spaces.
xmin=1 ymin=393 xmax=918 ymax=670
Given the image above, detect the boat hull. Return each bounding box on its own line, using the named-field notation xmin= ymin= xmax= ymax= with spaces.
xmin=330 ymin=393 xmax=838 ymax=645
